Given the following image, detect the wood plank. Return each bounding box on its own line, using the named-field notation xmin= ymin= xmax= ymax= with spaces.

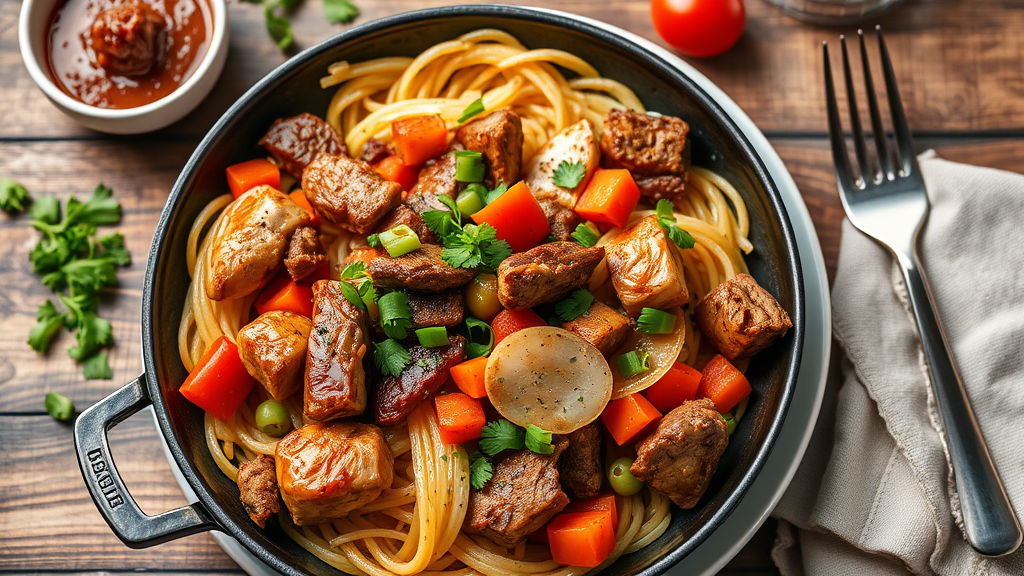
xmin=3 ymin=0 xmax=1024 ymax=139
xmin=0 ymin=414 xmax=239 ymax=571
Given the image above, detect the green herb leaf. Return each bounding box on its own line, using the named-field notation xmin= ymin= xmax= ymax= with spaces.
xmin=552 ymin=160 xmax=587 ymax=189
xmin=83 ymin=353 xmax=112 ymax=380
xmin=44 ymin=392 xmax=75 ymax=421
xmin=265 ymin=5 xmax=294 ymax=50
xmin=30 ymin=195 xmax=60 ymax=226
xmin=379 ymin=291 xmax=413 ymax=340
xmin=0 ymin=178 xmax=31 ymax=214
xmin=99 ymin=232 xmax=131 ymax=266
xmin=366 ymin=233 xmax=381 ymax=248
xmin=323 ymin=0 xmax=358 ymax=23
xmin=66 ymin=184 xmax=120 ymax=227
xmin=479 ymin=419 xmax=525 ymax=456
xmin=464 ymin=317 xmax=494 ymax=358
xmin=440 ymin=223 xmax=511 ymax=272
xmin=458 ymin=98 xmax=486 ymax=124
xmin=421 ymin=208 xmax=457 ymax=240
xmin=338 ymin=280 xmax=367 ymax=311
xmin=340 ymin=261 xmax=368 ymax=280
xmin=468 ymin=451 xmax=494 ymax=490
xmin=571 ymin=223 xmax=599 ymax=247
xmin=484 ymin=182 xmax=508 ymax=205
xmin=554 ymin=289 xmax=594 ymax=322
xmin=524 ymin=424 xmax=554 ymax=455
xmin=655 ymin=199 xmax=695 ymax=249
xmin=373 ymin=338 xmax=411 ymax=377
xmin=28 ymin=300 xmax=65 ymax=354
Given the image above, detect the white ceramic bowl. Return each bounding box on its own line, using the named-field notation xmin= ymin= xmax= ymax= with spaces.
xmin=18 ymin=0 xmax=228 ymax=134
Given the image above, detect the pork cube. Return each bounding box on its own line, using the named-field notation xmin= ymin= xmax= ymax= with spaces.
xmin=371 ymin=204 xmax=438 ymax=245
xmin=538 ymin=198 xmax=584 ymax=242
xmin=560 ymin=301 xmax=632 ymax=356
xmin=238 ymin=311 xmax=312 ymax=402
xmin=236 ymin=454 xmax=280 ymax=528
xmin=496 ymin=241 xmax=605 ymax=310
xmin=456 ymin=109 xmax=524 ymax=188
xmin=408 ymin=153 xmax=459 ymax=199
xmin=372 ymin=335 xmax=466 ymax=426
xmin=605 ymin=215 xmax=689 ymax=316
xmin=366 ymin=244 xmax=474 ymax=293
xmin=260 ymin=114 xmax=346 ymax=179
xmin=304 ymin=280 xmax=369 ymax=421
xmin=558 ymin=423 xmax=603 ymax=499
xmin=284 ymin=226 xmax=326 ymax=282
xmin=695 ymin=273 xmax=792 ymax=360
xmin=601 ymin=108 xmax=691 ymax=203
xmin=302 ymin=153 xmax=402 ymax=234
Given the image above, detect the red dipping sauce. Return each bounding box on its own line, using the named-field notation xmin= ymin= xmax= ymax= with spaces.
xmin=45 ymin=0 xmax=213 ymax=109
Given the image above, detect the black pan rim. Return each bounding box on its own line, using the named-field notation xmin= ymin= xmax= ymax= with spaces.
xmin=142 ymin=5 xmax=805 ymax=575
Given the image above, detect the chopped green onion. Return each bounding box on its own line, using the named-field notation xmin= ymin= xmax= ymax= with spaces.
xmin=464 ymin=183 xmax=488 ymax=201
xmin=44 ymin=392 xmax=74 ymax=421
xmin=464 ymin=316 xmax=494 ymax=358
xmin=616 ymin=350 xmax=651 ymax=379
xmin=415 ymin=326 xmax=450 ymax=348
xmin=636 ymin=307 xmax=676 ymax=334
xmin=723 ymin=412 xmax=737 ymax=436
xmin=378 ymin=224 xmax=421 ymax=258
xmin=571 ymin=223 xmax=599 ymax=247
xmin=456 ymin=188 xmax=485 ymax=216
xmin=525 ymin=424 xmax=554 ymax=455
xmin=458 ymin=98 xmax=486 ymax=124
xmin=379 ymin=291 xmax=413 ymax=340
xmin=454 ymin=150 xmax=485 ymax=183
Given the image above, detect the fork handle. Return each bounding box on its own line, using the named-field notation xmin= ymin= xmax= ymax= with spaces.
xmin=898 ymin=254 xmax=1022 ymax=557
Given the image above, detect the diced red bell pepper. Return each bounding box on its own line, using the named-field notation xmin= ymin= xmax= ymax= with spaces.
xmin=254 ymin=274 xmax=314 ymax=318
xmin=697 ymin=355 xmax=751 ymax=413
xmin=644 ymin=362 xmax=702 ymax=413
xmin=574 ymin=169 xmax=640 ymax=229
xmin=392 ymin=115 xmax=448 ymax=166
xmin=472 ymin=182 xmax=551 ymax=253
xmin=434 ymin=393 xmax=487 ymax=445
xmin=226 ymin=159 xmax=280 ymax=199
xmin=374 ymin=155 xmax=420 ymax=191
xmin=179 ymin=336 xmax=256 ymax=422
xmin=601 ymin=392 xmax=662 ymax=446
xmin=491 ymin=308 xmax=547 ymax=345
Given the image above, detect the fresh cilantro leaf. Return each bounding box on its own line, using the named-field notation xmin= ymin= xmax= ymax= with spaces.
xmin=571 ymin=223 xmax=599 ymax=248
xmin=66 ymin=184 xmax=120 ymax=227
xmin=265 ymin=5 xmax=294 ymax=50
xmin=323 ymin=0 xmax=358 ymax=23
xmin=373 ymin=338 xmax=410 ymax=377
xmin=484 ymin=182 xmax=508 ymax=205
xmin=44 ymin=392 xmax=75 ymax=421
xmin=0 ymin=178 xmax=30 ymax=214
xmin=436 ymin=194 xmax=461 ymax=222
xmin=83 ymin=353 xmax=112 ymax=380
xmin=459 ymin=98 xmax=485 ymax=124
xmin=30 ymin=195 xmax=60 ymax=226
xmin=655 ymin=198 xmax=695 ymax=249
xmin=338 ymin=280 xmax=367 ymax=311
xmin=99 ymin=233 xmax=131 ymax=266
xmin=479 ymin=419 xmax=525 ymax=456
xmin=464 ymin=317 xmax=494 ymax=359
xmin=366 ymin=234 xmax=381 ymax=248
xmin=552 ymin=161 xmax=587 ymax=189
xmin=421 ymin=208 xmax=456 ymax=240
xmin=554 ymin=289 xmax=594 ymax=322
xmin=379 ymin=291 xmax=413 ymax=340
xmin=655 ymin=198 xmax=675 ymax=220
xmin=468 ymin=451 xmax=493 ymax=490
xmin=63 ymin=258 xmax=117 ymax=297
xmin=525 ymin=424 xmax=554 ymax=455
xmin=340 ymin=261 xmax=368 ymax=280
xmin=28 ymin=300 xmax=65 ymax=353
xmin=64 ymin=306 xmax=112 ymax=361
xmin=340 ymin=262 xmax=376 ymax=308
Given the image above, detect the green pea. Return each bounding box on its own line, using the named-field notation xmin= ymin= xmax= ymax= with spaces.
xmin=255 ymin=400 xmax=293 ymax=437
xmin=608 ymin=456 xmax=644 ymax=496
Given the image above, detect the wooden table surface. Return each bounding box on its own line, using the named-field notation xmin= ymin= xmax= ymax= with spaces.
xmin=2 ymin=0 xmax=1022 ymax=573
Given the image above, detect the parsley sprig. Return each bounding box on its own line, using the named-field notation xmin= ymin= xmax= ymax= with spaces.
xmin=373 ymin=338 xmax=410 ymax=378
xmin=656 ymin=199 xmax=696 ymax=249
xmin=421 ymin=195 xmax=511 ymax=272
xmin=0 ymin=178 xmax=30 ymax=214
xmin=379 ymin=291 xmax=413 ymax=340
xmin=554 ymin=289 xmax=594 ymax=322
xmin=479 ymin=419 xmax=525 ymax=455
xmin=552 ymin=160 xmax=587 ymax=189
xmin=338 ymin=262 xmax=376 ymax=311
xmin=471 ymin=419 xmax=555 ymax=489
xmin=468 ymin=451 xmax=494 ymax=489
xmin=571 ymin=223 xmax=599 ymax=247
xmin=243 ymin=0 xmax=358 ymax=52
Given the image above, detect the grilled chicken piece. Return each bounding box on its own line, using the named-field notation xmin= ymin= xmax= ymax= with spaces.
xmin=237 ymin=311 xmax=312 ymax=402
xmin=560 ymin=301 xmax=632 ymax=356
xmin=538 ymin=198 xmax=584 ymax=242
xmin=524 ymin=120 xmax=600 ymax=210
xmin=372 ymin=335 xmax=466 ymax=425
xmin=304 ymin=280 xmax=369 ymax=421
xmin=367 ymin=244 xmax=474 ymax=293
xmin=276 ymin=422 xmax=393 ymax=526
xmin=456 ymin=109 xmax=524 ymax=188
xmin=408 ymin=153 xmax=459 ymax=199
xmin=605 ymin=215 xmax=689 ymax=316
xmin=496 ymin=241 xmax=604 ymax=310
xmin=360 ymin=137 xmax=391 ymax=165
xmin=630 ymin=398 xmax=728 ymax=509
xmin=237 ymin=454 xmax=280 ymax=528
xmin=284 ymin=226 xmax=326 ymax=282
xmin=206 ymin=185 xmax=310 ymax=301
xmin=371 ymin=204 xmax=438 ymax=245
xmin=601 ymin=109 xmax=691 ymax=203
xmin=559 ymin=423 xmax=603 ymax=499
xmin=465 ymin=437 xmax=570 ymax=547
xmin=408 ymin=290 xmax=464 ymax=328
xmin=695 ymin=273 xmax=792 ymax=360
xmin=259 ymin=113 xmax=346 ymax=179
xmin=302 ymin=153 xmax=402 ymax=234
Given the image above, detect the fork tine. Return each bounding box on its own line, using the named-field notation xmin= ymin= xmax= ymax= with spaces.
xmin=823 ymin=42 xmax=857 ymax=191
xmin=840 ymin=35 xmax=870 ymax=182
xmin=858 ymin=29 xmax=893 ymax=180
xmin=877 ymin=26 xmax=914 ymax=176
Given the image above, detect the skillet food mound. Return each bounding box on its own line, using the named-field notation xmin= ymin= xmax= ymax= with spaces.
xmin=176 ymin=29 xmax=793 ymax=574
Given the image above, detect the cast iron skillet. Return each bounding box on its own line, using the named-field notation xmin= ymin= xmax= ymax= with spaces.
xmin=73 ymin=6 xmax=804 ymax=575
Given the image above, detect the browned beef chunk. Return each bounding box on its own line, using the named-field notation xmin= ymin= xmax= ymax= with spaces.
xmin=695 ymin=273 xmax=792 ymax=360
xmin=371 ymin=204 xmax=438 ymax=245
xmin=559 ymin=423 xmax=603 ymax=499
xmin=538 ymin=198 xmax=584 ymax=242
xmin=259 ymin=114 xmax=346 ymax=179
xmin=561 ymin=301 xmax=632 ymax=356
xmin=361 ymin=137 xmax=391 ymax=165
xmin=372 ymin=335 xmax=466 ymax=425
xmin=238 ymin=311 xmax=312 ymax=402
xmin=631 ymin=398 xmax=728 ymax=509
xmin=237 ymin=454 xmax=279 ymax=528
xmin=276 ymin=422 xmax=393 ymax=526
xmin=302 ymin=153 xmax=402 ymax=234
xmin=305 ymin=280 xmax=369 ymax=421
xmin=605 ymin=215 xmax=688 ymax=316
xmin=601 ymin=109 xmax=691 ymax=202
xmin=206 ymin=186 xmax=310 ymax=301
xmin=465 ymin=438 xmax=569 ymax=547
xmin=284 ymin=226 xmax=326 ymax=282
xmin=496 ymin=242 xmax=604 ymax=309
xmin=455 ymin=109 xmax=524 ymax=188
xmin=409 ymin=290 xmax=464 ymax=328
xmin=367 ymin=244 xmax=474 ymax=293
xmin=89 ymin=2 xmax=164 ymax=76
xmin=408 ymin=153 xmax=459 ymax=199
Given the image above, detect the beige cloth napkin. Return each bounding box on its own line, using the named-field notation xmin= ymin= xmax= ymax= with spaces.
xmin=770 ymin=152 xmax=1024 ymax=576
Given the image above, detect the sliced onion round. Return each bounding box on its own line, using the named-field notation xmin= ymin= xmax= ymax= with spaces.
xmin=611 ymin=307 xmax=687 ymax=399
xmin=485 ymin=326 xmax=613 ymax=434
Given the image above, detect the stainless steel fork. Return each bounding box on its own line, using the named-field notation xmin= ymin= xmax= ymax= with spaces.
xmin=823 ymin=27 xmax=1022 ymax=557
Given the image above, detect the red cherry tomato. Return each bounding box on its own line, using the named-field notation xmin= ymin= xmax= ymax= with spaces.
xmin=651 ymin=0 xmax=746 ymax=58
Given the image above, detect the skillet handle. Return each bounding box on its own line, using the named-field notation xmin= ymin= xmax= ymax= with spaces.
xmin=74 ymin=374 xmax=217 ymax=548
